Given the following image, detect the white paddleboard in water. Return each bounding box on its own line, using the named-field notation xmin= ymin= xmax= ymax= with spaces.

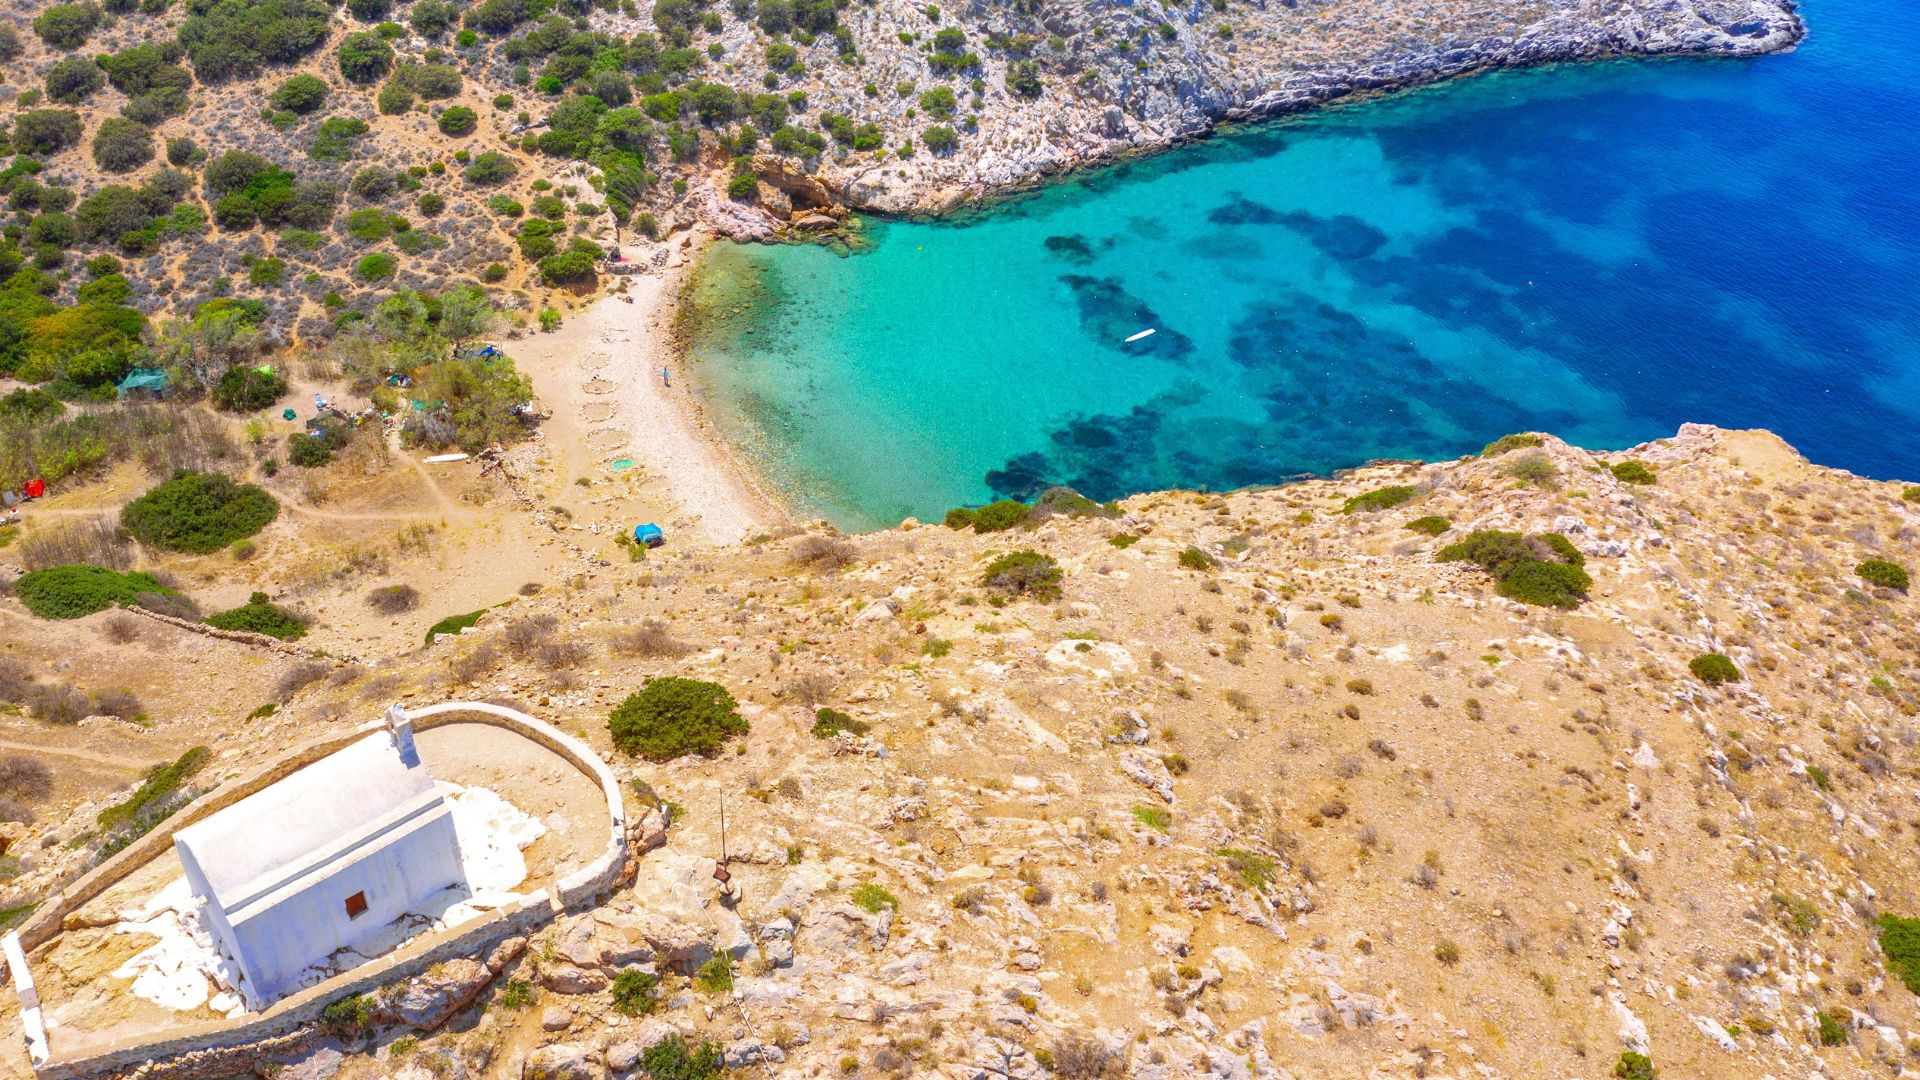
xmin=1124 ymin=328 xmax=1157 ymax=343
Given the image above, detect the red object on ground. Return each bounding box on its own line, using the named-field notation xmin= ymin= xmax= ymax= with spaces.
xmin=23 ymin=479 xmax=44 ymax=499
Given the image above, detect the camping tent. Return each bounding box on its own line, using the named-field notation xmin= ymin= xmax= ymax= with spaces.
xmin=633 ymin=523 xmax=665 ymax=548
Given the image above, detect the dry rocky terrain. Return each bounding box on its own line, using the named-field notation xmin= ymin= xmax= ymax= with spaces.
xmin=3 ymin=422 xmax=1920 ymax=1079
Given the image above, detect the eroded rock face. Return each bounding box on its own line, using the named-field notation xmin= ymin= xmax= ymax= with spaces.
xmin=373 ymin=959 xmax=494 ymax=1031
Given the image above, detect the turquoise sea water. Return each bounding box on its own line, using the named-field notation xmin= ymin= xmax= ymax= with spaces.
xmin=684 ymin=0 xmax=1920 ymax=531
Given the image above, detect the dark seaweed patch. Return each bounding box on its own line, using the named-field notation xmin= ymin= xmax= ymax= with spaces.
xmin=1058 ymin=274 xmax=1195 ymax=360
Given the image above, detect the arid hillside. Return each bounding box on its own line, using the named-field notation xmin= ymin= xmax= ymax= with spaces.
xmin=3 ymin=422 xmax=1919 ymax=1079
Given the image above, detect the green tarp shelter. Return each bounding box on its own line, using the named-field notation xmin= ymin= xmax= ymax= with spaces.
xmin=116 ymin=369 xmax=169 ymax=397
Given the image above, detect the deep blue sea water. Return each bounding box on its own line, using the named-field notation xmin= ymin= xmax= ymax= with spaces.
xmin=684 ymin=0 xmax=1920 ymax=531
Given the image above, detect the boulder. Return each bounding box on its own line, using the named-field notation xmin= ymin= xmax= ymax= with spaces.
xmin=541 ymin=965 xmax=608 ymax=995
xmin=541 ymin=1005 xmax=576 ymax=1032
xmin=525 ymin=1043 xmax=601 ymax=1080
xmin=484 ymin=935 xmax=527 ymax=975
xmin=376 ymin=958 xmax=493 ymax=1031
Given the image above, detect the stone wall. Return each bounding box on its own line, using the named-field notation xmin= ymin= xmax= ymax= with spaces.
xmin=2 ymin=701 xmax=630 ymax=1078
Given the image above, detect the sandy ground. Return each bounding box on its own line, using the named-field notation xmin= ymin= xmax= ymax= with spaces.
xmin=507 ymin=251 xmax=787 ymax=547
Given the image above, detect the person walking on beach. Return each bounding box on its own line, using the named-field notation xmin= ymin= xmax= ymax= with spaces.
xmin=661 ymin=366 xmax=671 ymax=388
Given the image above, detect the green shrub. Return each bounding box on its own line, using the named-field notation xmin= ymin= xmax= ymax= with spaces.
xmin=1177 ymin=546 xmax=1215 ymax=571
xmin=692 ymin=951 xmax=733 ymax=993
xmin=1500 ymin=452 xmax=1557 ymax=488
xmin=98 ymin=745 xmax=207 ymax=828
xmin=1405 ymin=515 xmax=1450 ymax=537
xmin=1131 ymin=805 xmax=1171 ymax=831
xmin=1688 ymin=653 xmax=1741 ymax=686
xmin=1438 ymin=529 xmax=1590 ymax=608
xmin=271 ymin=73 xmax=330 ymax=113
xmin=810 ymin=707 xmax=868 ymax=739
xmin=981 ymin=550 xmax=1062 ymax=602
xmin=321 ymin=994 xmax=373 ymax=1031
xmin=1480 ymin=432 xmax=1542 ymax=457
xmin=1612 ymin=1052 xmax=1654 ymax=1080
xmin=851 ymin=882 xmax=898 ymax=913
xmin=45 ymin=55 xmax=104 ymax=103
xmin=463 ymin=151 xmax=517 ymax=184
xmin=1343 ymin=485 xmax=1416 ymax=513
xmin=90 ymin=118 xmax=154 ymax=173
xmin=1858 ymin=559 xmax=1910 ymax=591
xmin=437 ymin=105 xmax=478 ymax=135
xmin=337 ymin=31 xmax=394 ymax=83
xmin=1539 ymin=533 xmax=1585 ymax=566
xmin=1496 ymin=559 xmax=1590 ymax=608
xmin=288 ymin=430 xmax=337 ymax=467
xmin=608 ymin=677 xmax=747 ymax=760
xmin=944 ymin=498 xmax=1029 ymax=532
xmin=121 ymin=471 xmax=277 ymax=553
xmin=13 ymin=109 xmax=83 ymax=154
xmin=178 ymin=0 xmax=331 ymax=81
xmin=424 ymin=608 xmax=485 ymax=641
xmin=33 ymin=2 xmax=101 ymax=49
xmin=1904 ymin=485 xmax=1920 ymax=503
xmin=609 ymin=968 xmax=659 ymax=1016
xmin=355 ymin=252 xmax=397 ymax=280
xmin=1877 ymin=914 xmax=1920 ymax=994
xmin=14 ymin=565 xmax=173 ymax=619
xmin=206 ymin=595 xmax=307 ymax=639
xmin=1611 ymin=460 xmax=1656 ymax=485
xmin=211 ymin=366 xmax=287 ymax=412
xmin=639 ymin=1035 xmax=723 ymax=1080
xmin=538 ymin=249 xmax=596 ymax=285
xmin=0 ymin=388 xmax=65 ymax=424
xmin=1816 ymin=1010 xmax=1847 ymax=1046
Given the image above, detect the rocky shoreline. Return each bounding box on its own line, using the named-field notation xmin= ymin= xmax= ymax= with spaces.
xmin=708 ymin=0 xmax=1803 ymax=239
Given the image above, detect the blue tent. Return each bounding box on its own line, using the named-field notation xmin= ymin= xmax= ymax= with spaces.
xmin=633 ymin=523 xmax=665 ymax=548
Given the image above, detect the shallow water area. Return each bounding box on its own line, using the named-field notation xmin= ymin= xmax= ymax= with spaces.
xmin=686 ymin=0 xmax=1920 ymax=531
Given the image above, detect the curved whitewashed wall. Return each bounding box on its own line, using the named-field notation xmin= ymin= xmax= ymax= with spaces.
xmin=2 ymin=701 xmax=630 ymax=1079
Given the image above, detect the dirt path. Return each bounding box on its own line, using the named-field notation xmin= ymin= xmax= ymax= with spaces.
xmin=0 ymin=738 xmax=153 ymax=770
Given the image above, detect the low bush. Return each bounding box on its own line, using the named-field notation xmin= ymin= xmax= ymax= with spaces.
xmin=851 ymin=882 xmax=898 ymax=913
xmin=206 ymin=593 xmax=307 ymax=640
xmin=1480 ymin=432 xmax=1542 ymax=457
xmin=1688 ymin=653 xmax=1741 ymax=686
xmin=981 ymin=550 xmax=1062 ymax=602
xmin=437 ymin=105 xmax=478 ymax=135
xmin=1438 ymin=529 xmax=1590 ymax=609
xmin=1816 ymin=1010 xmax=1847 ymax=1046
xmin=424 ymin=608 xmax=486 ymax=641
xmin=1405 ymin=515 xmax=1450 ymax=537
xmin=121 ymin=470 xmax=278 ymax=553
xmin=610 ymin=968 xmax=659 ymax=1016
xmin=608 ymin=677 xmax=747 ymax=760
xmin=367 ymin=583 xmax=419 ymax=613
xmin=1858 ymin=559 xmax=1910 ymax=591
xmin=1178 ymin=546 xmax=1215 ymax=571
xmin=1613 ymin=1052 xmax=1654 ymax=1080
xmin=1610 ymin=460 xmax=1656 ymax=484
xmin=810 ymin=707 xmax=868 ymax=739
xmin=14 ymin=565 xmax=173 ymax=619
xmin=1342 ymin=485 xmax=1415 ymax=514
xmin=271 ymin=73 xmax=330 ymax=114
xmin=98 ymin=745 xmax=207 ymax=829
xmin=791 ymin=535 xmax=855 ymax=568
xmin=943 ymin=498 xmax=1028 ymax=532
xmin=1905 ymin=485 xmax=1920 ymax=503
xmin=640 ymin=1035 xmax=723 ymax=1080
xmin=609 ymin=619 xmax=691 ymax=658
xmin=210 ymin=366 xmax=288 ymax=412
xmin=1501 ymin=451 xmax=1558 ymax=488
xmin=1877 ymin=914 xmax=1920 ymax=994
xmin=0 ymin=756 xmax=53 ymax=801
xmin=0 ymin=388 xmax=64 ymax=424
